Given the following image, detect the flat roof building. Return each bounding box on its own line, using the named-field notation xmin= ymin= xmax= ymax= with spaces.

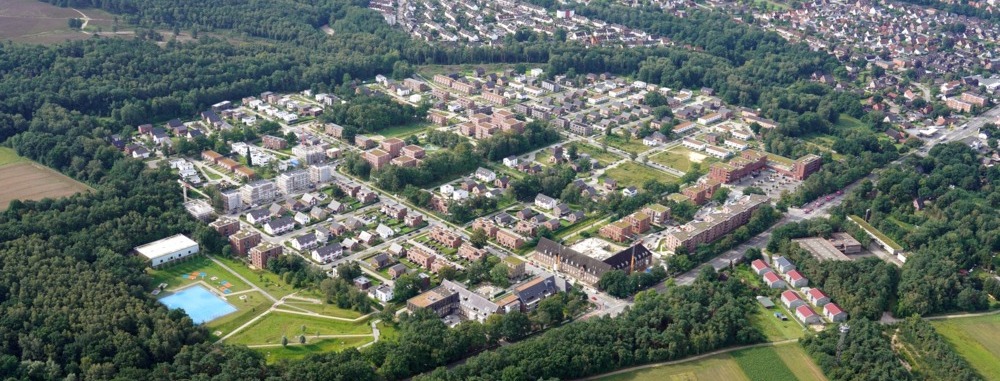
xmin=135 ymin=234 xmax=199 ymax=268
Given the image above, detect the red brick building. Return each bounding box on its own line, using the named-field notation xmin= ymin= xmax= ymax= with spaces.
xmin=249 ymin=242 xmax=282 ymax=269
xmin=600 ymin=220 xmax=633 ymax=243
xmin=430 ymin=226 xmax=463 ymax=248
xmin=229 ymin=230 xmax=261 ymax=256
xmin=496 ymin=229 xmax=525 ymax=250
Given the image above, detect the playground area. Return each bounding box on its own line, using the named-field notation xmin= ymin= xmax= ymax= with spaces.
xmin=148 ymin=255 xmax=251 ymax=296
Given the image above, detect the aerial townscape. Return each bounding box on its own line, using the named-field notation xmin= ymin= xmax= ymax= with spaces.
xmin=2 ymin=0 xmax=1000 ymax=379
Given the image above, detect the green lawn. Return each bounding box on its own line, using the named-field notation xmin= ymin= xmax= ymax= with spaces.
xmin=833 ymin=115 xmax=865 ymax=131
xmin=227 ymin=311 xmax=372 ymax=346
xmin=604 ymin=162 xmax=678 ymax=189
xmin=147 ymin=255 xmax=251 ymax=293
xmin=255 ymin=336 xmax=373 ymax=363
xmin=0 ymin=147 xmax=28 ymax=167
xmin=733 ymin=346 xmax=799 ymax=381
xmin=205 ymin=291 xmax=272 ymax=338
xmin=751 ymin=304 xmax=806 ymax=342
xmin=604 ymin=134 xmax=651 ymax=155
xmin=377 ymin=321 xmax=400 ymax=342
xmin=932 ymin=314 xmax=1000 ymax=380
xmin=380 ymin=122 xmax=431 ymax=138
xmin=574 ymin=142 xmax=624 ymax=167
xmin=650 ymin=148 xmax=697 ymax=172
xmin=212 ymin=255 xmax=300 ymax=299
xmin=282 ymin=301 xmax=365 ymax=319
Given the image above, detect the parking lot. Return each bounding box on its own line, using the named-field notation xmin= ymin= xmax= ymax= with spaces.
xmin=732 ymin=169 xmax=801 ymax=200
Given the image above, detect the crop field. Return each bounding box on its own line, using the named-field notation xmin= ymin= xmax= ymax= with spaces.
xmin=601 ymin=344 xmax=827 ymax=381
xmin=0 ymin=162 xmax=91 ymax=211
xmin=933 ymin=314 xmax=1000 ymax=380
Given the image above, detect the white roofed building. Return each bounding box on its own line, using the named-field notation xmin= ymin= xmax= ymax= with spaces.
xmin=135 ymin=234 xmax=199 ymax=268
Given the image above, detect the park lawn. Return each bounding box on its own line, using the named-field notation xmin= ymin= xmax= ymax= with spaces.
xmin=205 ymin=291 xmax=272 ymax=339
xmin=380 ymin=122 xmax=431 ymax=138
xmin=377 ymin=321 xmax=400 ymax=342
xmin=604 ymin=135 xmax=651 ymax=155
xmin=212 ymin=255 xmax=299 ymax=299
xmin=833 ymin=115 xmax=865 ymax=131
xmin=732 ymin=346 xmax=798 ymax=381
xmin=651 ymin=149 xmax=694 ymax=172
xmin=255 ymin=336 xmax=373 ymax=363
xmin=772 ymin=344 xmax=829 ymax=381
xmin=227 ymin=311 xmax=372 ymax=346
xmin=751 ymin=304 xmax=806 ymax=342
xmin=604 ymin=162 xmax=678 ymax=189
xmin=932 ymin=314 xmax=1000 ymax=380
xmin=600 ymin=353 xmax=749 ymax=381
xmin=147 ymin=255 xmax=251 ymax=293
xmin=283 ymin=301 xmax=365 ymax=319
xmin=0 ymin=147 xmax=28 ymax=167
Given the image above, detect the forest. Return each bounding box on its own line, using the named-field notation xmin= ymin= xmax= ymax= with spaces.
xmin=839 ymin=143 xmax=998 ymax=316
xmin=802 ymin=319 xmax=912 ymax=381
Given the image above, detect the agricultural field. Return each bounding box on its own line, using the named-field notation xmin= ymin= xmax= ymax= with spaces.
xmin=650 ymin=146 xmax=714 ymax=172
xmin=932 ymin=314 xmax=1000 ymax=380
xmin=0 ymin=151 xmax=91 ymax=211
xmin=600 ymin=353 xmax=749 ymax=381
xmin=603 ymin=162 xmax=678 ymax=189
xmin=0 ymin=0 xmax=117 ymax=44
xmin=600 ymin=344 xmax=826 ymax=381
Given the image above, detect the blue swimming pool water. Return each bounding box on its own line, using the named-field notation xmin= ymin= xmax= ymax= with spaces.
xmin=159 ymin=285 xmax=237 ymax=324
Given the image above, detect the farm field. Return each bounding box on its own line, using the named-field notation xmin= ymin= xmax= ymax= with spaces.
xmin=226 ymin=311 xmax=372 ymax=346
xmin=603 ymin=162 xmax=678 ymax=189
xmin=600 ymin=353 xmax=749 ymax=381
xmin=932 ymin=314 xmax=1000 ymax=380
xmin=0 ymin=161 xmax=91 ymax=211
xmin=600 ymin=344 xmax=826 ymax=381
xmin=650 ymin=146 xmax=715 ymax=172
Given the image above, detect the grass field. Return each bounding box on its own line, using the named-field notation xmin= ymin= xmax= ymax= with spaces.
xmin=649 ymin=146 xmax=716 ymax=172
xmin=212 ymin=255 xmax=301 ymax=299
xmin=603 ymin=162 xmax=678 ymax=189
xmin=575 ymin=142 xmax=624 ymax=167
xmin=932 ymin=314 xmax=1000 ymax=380
xmin=601 ymin=344 xmax=827 ymax=381
xmin=205 ymin=291 xmax=271 ymax=337
xmin=380 ymin=122 xmax=431 ymax=138
xmin=255 ymin=336 xmax=373 ymax=363
xmin=148 ymin=255 xmax=251 ymax=294
xmin=283 ymin=301 xmax=364 ymax=320
xmin=0 ymin=162 xmax=91 ymax=211
xmin=227 ymin=312 xmax=372 ymax=346
xmin=0 ymin=147 xmax=28 ymax=166
xmin=604 ymin=135 xmax=651 ymax=155
xmin=751 ymin=304 xmax=806 ymax=341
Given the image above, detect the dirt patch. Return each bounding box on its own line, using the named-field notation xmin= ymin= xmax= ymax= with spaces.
xmin=0 ymin=162 xmax=91 ymax=210
xmin=688 ymin=151 xmax=708 ymax=163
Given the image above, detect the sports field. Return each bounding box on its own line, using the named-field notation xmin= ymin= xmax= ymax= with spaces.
xmin=932 ymin=314 xmax=1000 ymax=380
xmin=0 ymin=156 xmax=91 ymax=210
xmin=600 ymin=344 xmax=827 ymax=381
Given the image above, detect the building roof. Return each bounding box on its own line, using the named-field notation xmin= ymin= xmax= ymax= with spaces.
xmin=786 ymin=270 xmax=805 ymax=281
xmin=807 ymin=288 xmax=829 ymax=300
xmin=774 ymin=256 xmax=794 ymax=268
xmin=514 ymin=275 xmax=562 ymax=305
xmin=295 ymin=233 xmax=316 ymax=245
xmin=763 ymin=272 xmax=781 ymax=284
xmin=135 ymin=234 xmax=198 ymax=261
xmin=781 ymin=290 xmax=802 ymax=301
xmin=795 ymin=305 xmax=817 ymax=317
xmin=823 ymin=303 xmax=844 ymax=315
xmin=312 ymin=243 xmax=341 ymax=257
xmin=751 ymin=259 xmax=768 ymax=271
xmin=266 ymin=217 xmax=294 ymax=230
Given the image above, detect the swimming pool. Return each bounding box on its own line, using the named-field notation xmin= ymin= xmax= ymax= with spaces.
xmin=159 ymin=285 xmax=237 ymax=324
